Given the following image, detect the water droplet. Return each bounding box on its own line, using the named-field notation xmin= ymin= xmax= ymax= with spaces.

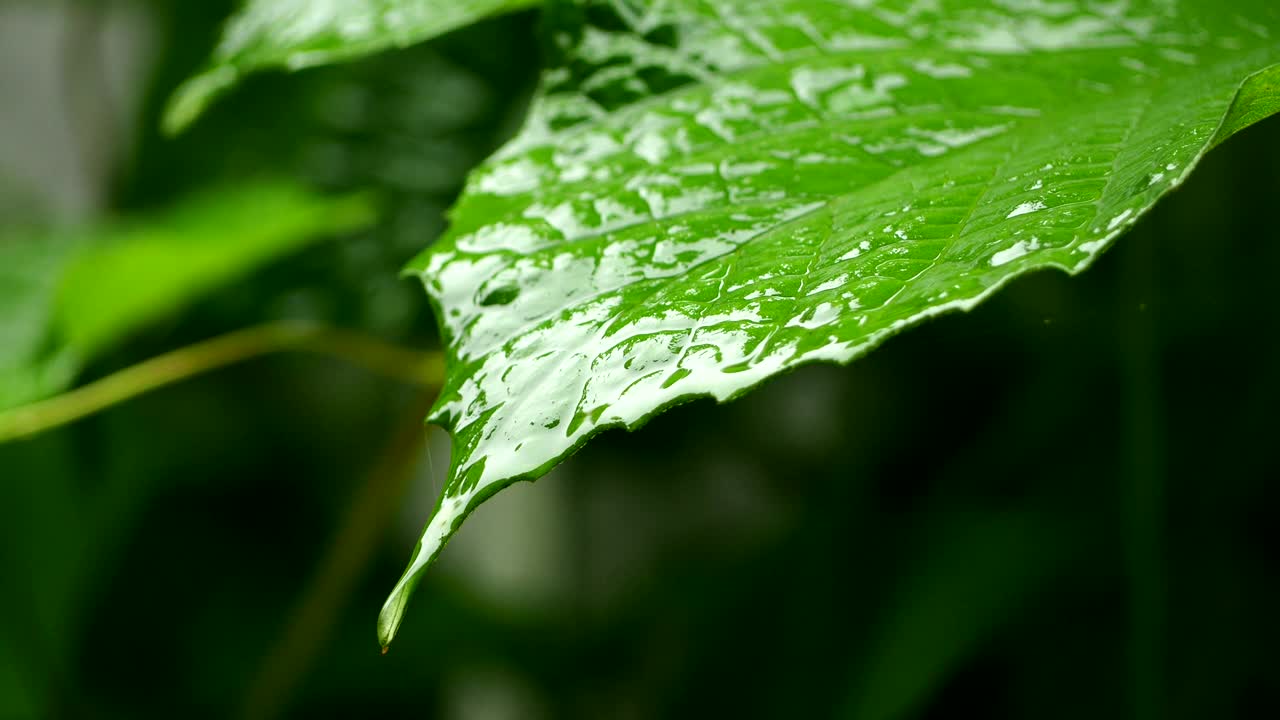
xmin=1007 ymin=201 xmax=1047 ymax=218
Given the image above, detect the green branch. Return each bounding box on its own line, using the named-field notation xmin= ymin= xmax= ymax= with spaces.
xmin=0 ymin=323 xmax=444 ymax=444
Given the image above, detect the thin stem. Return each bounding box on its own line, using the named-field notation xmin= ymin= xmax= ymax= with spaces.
xmin=0 ymin=323 xmax=444 ymax=444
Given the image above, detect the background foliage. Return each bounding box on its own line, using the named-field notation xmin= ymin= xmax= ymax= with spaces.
xmin=0 ymin=1 xmax=1277 ymax=719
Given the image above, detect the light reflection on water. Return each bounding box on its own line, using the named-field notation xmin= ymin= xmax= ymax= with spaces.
xmin=381 ymin=0 xmax=1280 ymax=639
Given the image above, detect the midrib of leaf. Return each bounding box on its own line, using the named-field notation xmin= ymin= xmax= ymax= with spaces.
xmin=381 ymin=1 xmax=1280 ymax=646
xmin=445 ymin=45 xmax=1054 ymax=229
xmin=430 ymin=51 xmax=1250 ymax=369
xmin=441 ymin=43 xmax=1259 ymax=248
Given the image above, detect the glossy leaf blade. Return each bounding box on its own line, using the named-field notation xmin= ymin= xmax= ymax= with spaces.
xmin=1216 ymin=63 xmax=1280 ymax=144
xmin=381 ymin=0 xmax=1280 ymax=644
xmin=164 ymin=0 xmax=540 ymax=133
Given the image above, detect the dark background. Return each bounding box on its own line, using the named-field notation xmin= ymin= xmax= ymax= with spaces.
xmin=1 ymin=2 xmax=1277 ymax=718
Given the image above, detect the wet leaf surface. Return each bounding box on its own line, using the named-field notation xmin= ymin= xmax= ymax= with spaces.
xmin=381 ymin=0 xmax=1280 ymax=643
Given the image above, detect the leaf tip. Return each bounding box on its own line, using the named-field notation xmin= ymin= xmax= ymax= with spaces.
xmin=378 ymin=490 xmax=475 ymax=647
xmin=376 ymin=555 xmax=423 ymax=649
xmin=162 ymin=66 xmax=239 ymax=137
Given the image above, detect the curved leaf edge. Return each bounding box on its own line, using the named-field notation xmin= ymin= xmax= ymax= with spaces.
xmin=163 ymin=0 xmax=542 ymax=136
xmin=1214 ymin=63 xmax=1280 ymax=146
xmin=377 ymin=61 xmax=1280 ymax=647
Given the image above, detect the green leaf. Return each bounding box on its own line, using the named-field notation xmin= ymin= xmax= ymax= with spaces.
xmin=0 ymin=231 xmax=85 ymax=410
xmin=0 ymin=181 xmax=373 ymax=411
xmin=164 ymin=0 xmax=541 ymax=134
xmin=1215 ymin=62 xmax=1280 ymax=144
xmin=380 ymin=0 xmax=1280 ymax=644
xmin=55 ymin=182 xmax=372 ymax=359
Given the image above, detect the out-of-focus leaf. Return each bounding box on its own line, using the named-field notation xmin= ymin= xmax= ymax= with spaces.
xmin=0 ymin=231 xmax=84 ymax=410
xmin=378 ymin=0 xmax=1280 ymax=644
xmin=56 ymin=182 xmax=372 ymax=357
xmin=0 ymin=181 xmax=373 ymax=411
xmin=164 ymin=0 xmax=540 ymax=134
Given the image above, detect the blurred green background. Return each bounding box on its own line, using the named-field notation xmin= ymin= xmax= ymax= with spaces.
xmin=1 ymin=1 xmax=1277 ymax=718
